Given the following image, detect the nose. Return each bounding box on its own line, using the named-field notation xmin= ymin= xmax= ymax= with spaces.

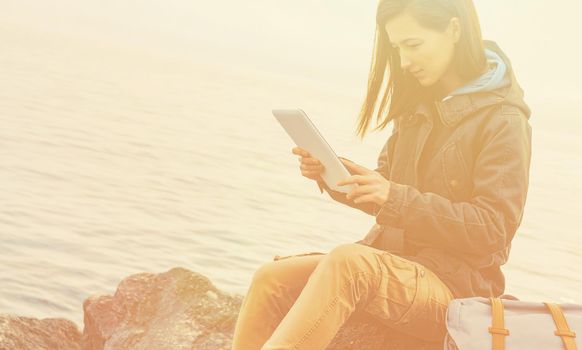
xmin=399 ymin=51 xmax=412 ymax=71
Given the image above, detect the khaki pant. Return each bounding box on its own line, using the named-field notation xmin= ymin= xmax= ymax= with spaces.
xmin=231 ymin=243 xmax=454 ymax=350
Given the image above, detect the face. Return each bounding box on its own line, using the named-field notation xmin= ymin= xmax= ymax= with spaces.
xmin=384 ymin=10 xmax=460 ymax=87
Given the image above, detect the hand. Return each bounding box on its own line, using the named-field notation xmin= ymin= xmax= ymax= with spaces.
xmin=292 ymin=147 xmax=325 ymax=181
xmin=336 ymin=158 xmax=391 ymax=206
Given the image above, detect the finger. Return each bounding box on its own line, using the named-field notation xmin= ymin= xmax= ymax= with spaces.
xmin=339 ymin=158 xmax=371 ymax=175
xmin=338 ymin=157 xmax=358 ymax=166
xmin=298 ymin=158 xmax=318 ymax=166
xmin=351 ymin=193 xmax=377 ymax=204
xmin=303 ymin=163 xmax=323 ymax=169
xmin=301 ymin=164 xmax=323 ymax=171
xmin=340 ymin=159 xmax=359 ymax=171
xmin=336 ymin=175 xmax=375 ymax=186
xmin=336 ymin=175 xmax=358 ymax=186
xmin=292 ymin=147 xmax=307 ymax=156
xmin=302 ymin=158 xmax=321 ymax=165
xmin=345 ymin=184 xmax=376 ymax=200
xmin=343 ymin=162 xmax=369 ymax=174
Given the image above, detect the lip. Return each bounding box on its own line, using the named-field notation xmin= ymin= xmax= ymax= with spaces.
xmin=411 ymin=69 xmax=423 ymax=76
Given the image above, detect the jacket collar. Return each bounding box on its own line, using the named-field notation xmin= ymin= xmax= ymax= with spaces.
xmin=413 ymin=91 xmax=505 ymax=127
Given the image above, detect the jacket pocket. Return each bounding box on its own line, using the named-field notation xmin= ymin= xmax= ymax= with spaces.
xmin=441 ymin=141 xmax=471 ymax=202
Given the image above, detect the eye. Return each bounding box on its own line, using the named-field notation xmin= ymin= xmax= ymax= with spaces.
xmin=407 ymin=43 xmax=421 ymax=48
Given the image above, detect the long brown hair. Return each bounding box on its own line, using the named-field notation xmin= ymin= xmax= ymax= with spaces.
xmin=355 ymin=0 xmax=487 ymax=140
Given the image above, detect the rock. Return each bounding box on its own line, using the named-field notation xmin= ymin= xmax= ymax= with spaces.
xmin=0 ymin=314 xmax=81 ymax=350
xmin=82 ymin=267 xmax=441 ymax=349
xmin=328 ymin=310 xmax=441 ymax=350
xmin=82 ymin=267 xmax=242 ymax=350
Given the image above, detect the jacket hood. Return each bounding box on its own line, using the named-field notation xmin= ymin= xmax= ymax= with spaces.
xmin=415 ymin=40 xmax=531 ymax=127
xmin=445 ymin=47 xmax=510 ymax=97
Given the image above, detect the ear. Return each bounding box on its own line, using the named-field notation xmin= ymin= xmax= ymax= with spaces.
xmin=448 ymin=17 xmax=461 ymax=44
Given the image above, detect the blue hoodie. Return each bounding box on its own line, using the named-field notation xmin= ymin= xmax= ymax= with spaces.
xmin=442 ymin=48 xmax=510 ymax=102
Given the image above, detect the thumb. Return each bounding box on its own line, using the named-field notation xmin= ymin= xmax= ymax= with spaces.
xmin=339 ymin=157 xmax=368 ymax=175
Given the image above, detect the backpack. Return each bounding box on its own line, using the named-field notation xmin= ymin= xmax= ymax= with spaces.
xmin=444 ymin=295 xmax=582 ymax=349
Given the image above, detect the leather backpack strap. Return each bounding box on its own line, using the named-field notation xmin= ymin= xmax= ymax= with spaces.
xmin=489 ymin=297 xmax=510 ymax=350
xmin=544 ymin=302 xmax=578 ymax=350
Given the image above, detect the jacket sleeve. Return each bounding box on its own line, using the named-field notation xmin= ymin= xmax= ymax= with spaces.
xmin=376 ymin=112 xmax=532 ymax=255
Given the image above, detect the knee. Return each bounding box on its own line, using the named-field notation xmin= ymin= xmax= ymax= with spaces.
xmin=251 ymin=261 xmax=280 ymax=287
xmin=324 ymin=243 xmax=370 ymax=268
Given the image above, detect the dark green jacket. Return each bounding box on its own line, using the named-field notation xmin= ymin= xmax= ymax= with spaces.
xmin=318 ymin=40 xmax=532 ymax=298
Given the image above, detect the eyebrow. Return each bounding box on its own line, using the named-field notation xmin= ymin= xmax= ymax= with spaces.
xmin=391 ymin=38 xmax=421 ymax=46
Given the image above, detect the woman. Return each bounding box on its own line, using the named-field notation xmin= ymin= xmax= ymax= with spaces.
xmin=232 ymin=0 xmax=532 ymax=349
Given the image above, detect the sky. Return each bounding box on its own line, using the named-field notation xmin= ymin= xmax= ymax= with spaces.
xmin=5 ymin=0 xmax=582 ymax=104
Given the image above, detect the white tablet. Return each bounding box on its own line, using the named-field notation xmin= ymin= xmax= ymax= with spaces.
xmin=272 ymin=108 xmax=356 ymax=194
